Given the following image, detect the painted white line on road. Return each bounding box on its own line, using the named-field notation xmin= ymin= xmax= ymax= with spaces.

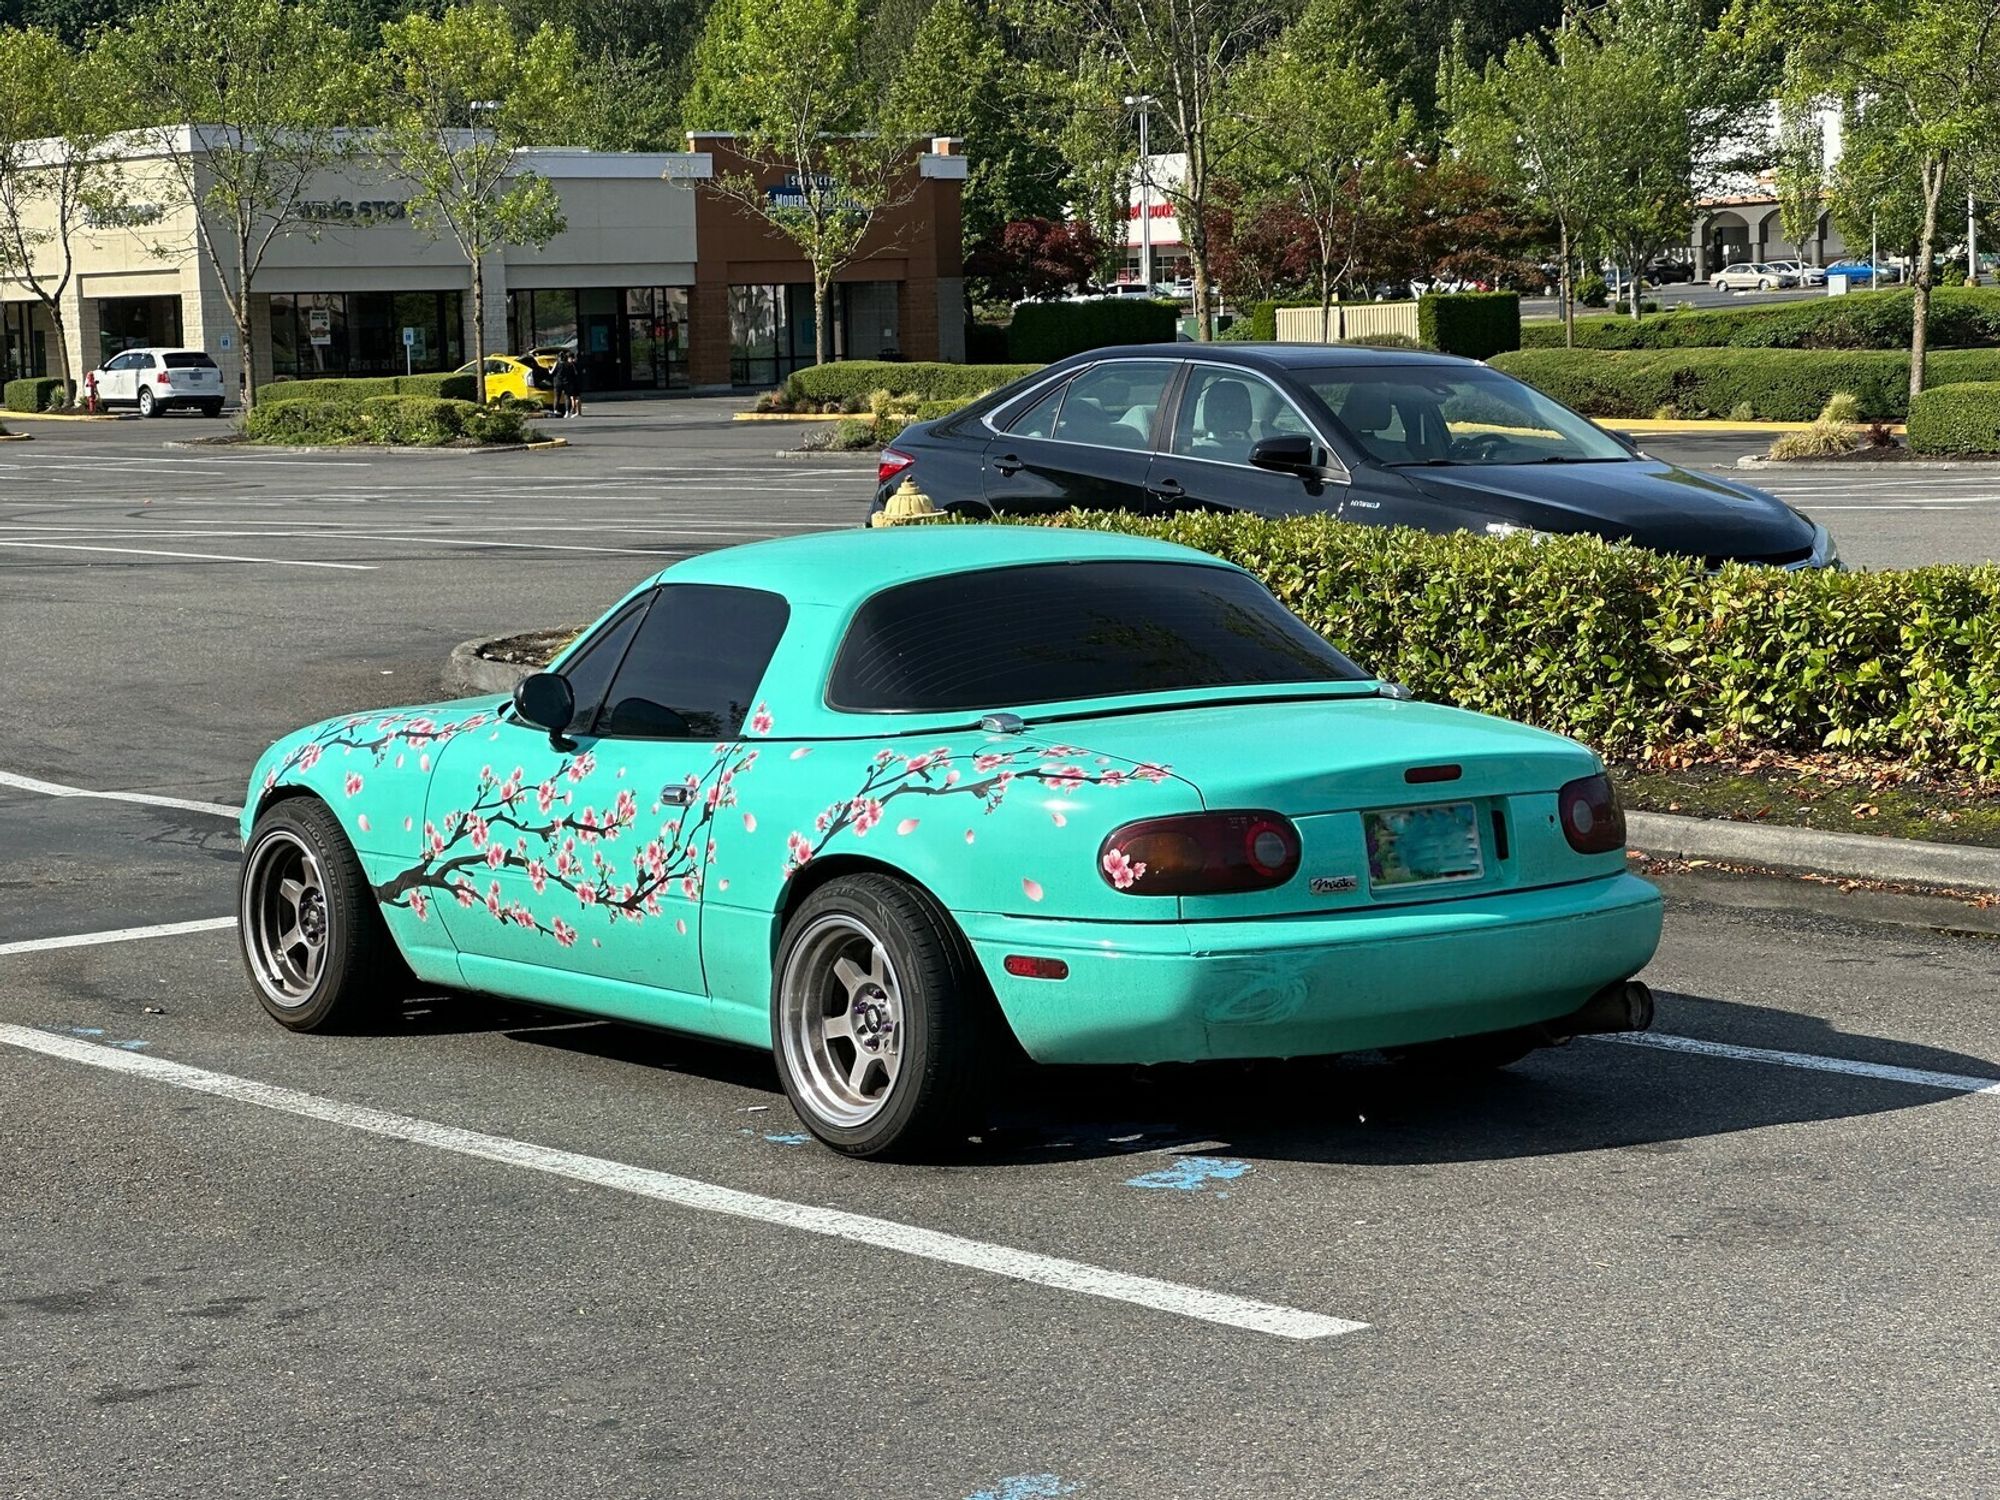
xmin=0 ymin=539 xmax=374 ymax=570
xmin=0 ymin=769 xmax=241 ymax=819
xmin=1597 ymin=1031 xmax=2000 ymax=1097
xmin=0 ymin=1025 xmax=1366 ymax=1342
xmin=0 ymin=917 xmax=237 ymax=958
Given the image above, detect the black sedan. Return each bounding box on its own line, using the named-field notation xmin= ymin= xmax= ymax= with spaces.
xmin=870 ymin=345 xmax=1837 ymax=569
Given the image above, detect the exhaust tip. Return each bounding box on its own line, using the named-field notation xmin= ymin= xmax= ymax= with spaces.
xmin=1546 ymin=979 xmax=1654 ymax=1040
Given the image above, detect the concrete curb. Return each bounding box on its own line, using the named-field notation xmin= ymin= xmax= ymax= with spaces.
xmin=1611 ymin=418 xmax=1906 ymax=436
xmin=0 ymin=432 xmax=31 ymax=442
xmin=1735 ymin=455 xmax=1986 ymax=471
xmin=442 ymin=639 xmax=535 ymax=698
xmin=0 ymin=410 xmax=125 ymax=423
xmin=164 ymin=437 xmax=558 ymax=456
xmin=732 ymin=411 xmax=841 ymax=422
xmin=1627 ymin=810 xmax=2000 ymax=896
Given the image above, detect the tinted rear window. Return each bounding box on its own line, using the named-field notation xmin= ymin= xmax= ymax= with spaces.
xmin=829 ymin=561 xmax=1367 ymax=712
xmin=164 ymin=353 xmax=217 ymax=369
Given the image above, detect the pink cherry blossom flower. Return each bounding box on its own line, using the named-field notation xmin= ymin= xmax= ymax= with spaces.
xmin=750 ymin=703 xmax=773 ymax=734
xmin=906 ymin=753 xmax=932 ymax=773
xmin=705 ymin=782 xmax=724 ymax=813
xmin=786 ymin=831 xmax=814 ymax=868
xmin=643 ymin=892 xmax=662 ymax=917
xmin=1132 ymin=762 xmax=1171 ymax=783
xmin=499 ymin=777 xmax=522 ymax=805
xmin=527 ymin=859 xmax=548 ymax=895
xmin=425 ymin=822 xmax=446 ymax=858
xmin=578 ymin=884 xmax=598 ymax=907
xmin=485 ymin=883 xmax=503 ymax=917
xmin=406 ymin=717 xmax=435 ymax=741
xmin=850 ymin=797 xmax=884 ymax=835
xmin=973 ymin=752 xmax=1010 ymax=773
xmin=873 ymin=749 xmax=895 ymax=766
xmin=705 ymin=838 xmax=717 ymax=861
xmin=1101 ymin=770 xmax=1127 ymax=788
xmin=614 ymin=789 xmax=637 ymax=825
xmin=486 ymin=844 xmax=506 ymax=870
xmin=343 ymin=772 xmax=363 ymax=797
xmin=512 ymin=905 xmax=537 ymax=928
xmin=680 ymin=874 xmax=700 ymax=900
xmin=1101 ymin=847 xmax=1148 ymax=889
xmin=298 ymin=744 xmax=323 ymax=770
xmin=467 ymin=814 xmax=489 ymax=848
xmin=409 ymin=890 xmax=429 ymax=921
xmin=454 ymin=882 xmax=477 ymax=908
xmin=537 ymin=780 xmax=557 ymax=814
xmin=262 ymin=770 xmax=278 ymax=792
xmin=944 ymin=770 xmax=960 ymax=786
xmin=552 ymin=918 xmax=577 ymax=948
xmin=1043 ymin=764 xmax=1086 ymax=795
xmin=566 ymin=751 xmax=596 ymax=783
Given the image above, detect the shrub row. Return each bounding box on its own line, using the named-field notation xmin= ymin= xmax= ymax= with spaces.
xmin=783 ymin=360 xmax=1039 ymax=407
xmin=1517 ymin=288 xmax=2000 ymax=352
xmin=1013 ymin=509 xmax=2000 ymax=772
xmin=1490 ymin=346 xmax=2000 ymax=420
xmin=258 ymin=372 xmax=478 ymax=405
xmin=243 ymin=395 xmax=527 ymax=447
xmin=1907 ymin=381 xmax=2000 ymax=455
xmin=3 ymin=376 xmax=70 ymax=412
xmin=1419 ymin=291 xmax=1521 ymax=360
xmin=1006 ymin=298 xmax=1179 ymax=362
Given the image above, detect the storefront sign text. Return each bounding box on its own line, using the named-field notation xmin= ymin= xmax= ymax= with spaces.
xmin=300 ymin=199 xmax=410 ymax=225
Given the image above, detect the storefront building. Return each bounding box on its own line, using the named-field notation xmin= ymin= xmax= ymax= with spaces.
xmin=1 ymin=128 xmax=966 ymax=395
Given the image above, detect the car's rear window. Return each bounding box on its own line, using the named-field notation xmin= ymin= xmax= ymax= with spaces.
xmin=163 ymin=353 xmax=217 ymax=369
xmin=828 ymin=561 xmax=1367 ymax=712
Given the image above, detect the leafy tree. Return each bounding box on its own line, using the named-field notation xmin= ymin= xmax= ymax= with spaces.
xmin=105 ymin=0 xmax=367 ymax=404
xmin=1230 ymin=0 xmax=1413 ymax=325
xmin=684 ymin=0 xmax=923 ymax=366
xmin=376 ymin=3 xmax=573 ymax=401
xmin=0 ymin=29 xmax=148 ymax=394
xmin=1754 ymin=0 xmax=2000 ymax=394
xmin=963 ymin=215 xmax=1105 ymax=302
xmin=1772 ymin=96 xmax=1825 ymax=264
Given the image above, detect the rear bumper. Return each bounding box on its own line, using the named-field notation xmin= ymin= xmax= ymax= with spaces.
xmin=960 ymin=873 xmax=1663 ymax=1064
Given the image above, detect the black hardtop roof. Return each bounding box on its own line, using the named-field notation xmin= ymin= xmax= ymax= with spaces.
xmin=1052 ymin=341 xmax=1482 ymax=373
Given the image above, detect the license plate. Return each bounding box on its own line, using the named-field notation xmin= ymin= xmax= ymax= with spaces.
xmin=1364 ymin=801 xmax=1483 ymax=888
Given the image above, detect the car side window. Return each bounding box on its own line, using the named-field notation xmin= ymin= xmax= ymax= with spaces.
xmin=597 ymin=584 xmax=790 ymax=741
xmin=1168 ymin=367 xmax=1303 ymax=466
xmin=1049 ymin=360 xmax=1175 ymax=451
xmin=556 ymin=597 xmax=650 ymax=734
xmin=138 ymin=354 xmax=155 ymax=370
xmin=1006 ymin=379 xmax=1069 ymax=438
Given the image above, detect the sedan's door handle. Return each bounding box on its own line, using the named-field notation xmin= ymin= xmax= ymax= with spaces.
xmin=993 ymin=453 xmax=1023 ymax=477
xmin=1147 ymin=477 xmax=1185 ymax=500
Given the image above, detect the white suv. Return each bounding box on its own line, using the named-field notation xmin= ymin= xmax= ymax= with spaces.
xmin=88 ymin=347 xmax=226 ymax=417
xmin=1710 ymin=262 xmax=1795 ymax=292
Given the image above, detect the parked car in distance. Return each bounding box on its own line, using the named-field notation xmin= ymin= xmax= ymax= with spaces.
xmin=871 ymin=344 xmax=1838 ymax=570
xmin=1824 ymin=260 xmax=1899 ymax=285
xmin=87 ymin=347 xmax=224 ymax=417
xmin=1644 ymin=258 xmax=1695 ymax=284
xmin=238 ymin=525 xmax=1665 ymax=1156
xmin=1711 ymin=262 xmax=1795 ymax=291
xmin=454 ymin=354 xmax=552 ymax=405
xmin=1768 ymin=260 xmax=1826 ymax=287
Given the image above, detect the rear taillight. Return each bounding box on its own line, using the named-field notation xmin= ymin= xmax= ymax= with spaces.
xmin=877 ymin=448 xmax=915 ymax=486
xmin=1558 ymin=773 xmax=1626 ymax=854
xmin=1098 ymin=811 xmax=1301 ymax=895
xmin=155 ymin=371 xmax=171 ymax=386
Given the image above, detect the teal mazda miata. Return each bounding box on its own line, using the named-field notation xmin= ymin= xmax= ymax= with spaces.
xmin=239 ymin=526 xmax=1663 ymax=1156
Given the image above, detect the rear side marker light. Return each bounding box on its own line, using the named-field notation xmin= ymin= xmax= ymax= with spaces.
xmin=1098 ymin=811 xmax=1302 ymax=895
xmin=1558 ymin=772 xmax=1626 ymax=854
xmin=1004 ymin=955 xmax=1069 ymax=980
xmin=1405 ymin=763 xmax=1461 ymax=784
xmin=877 ymin=448 xmax=915 ymax=486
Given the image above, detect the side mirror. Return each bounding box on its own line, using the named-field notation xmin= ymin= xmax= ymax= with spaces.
xmin=513 ymin=671 xmax=576 ymax=746
xmin=1248 ymin=434 xmax=1319 ymax=475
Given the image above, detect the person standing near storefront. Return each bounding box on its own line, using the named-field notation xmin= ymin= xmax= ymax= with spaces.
xmin=550 ymin=351 xmax=576 ymax=418
xmin=562 ymin=350 xmax=584 ymax=418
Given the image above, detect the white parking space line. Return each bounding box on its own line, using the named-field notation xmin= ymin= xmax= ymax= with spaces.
xmin=1597 ymin=1032 xmax=2000 ymax=1098
xmin=0 ymin=539 xmax=374 ymax=570
xmin=0 ymin=917 xmax=237 ymax=958
xmin=0 ymin=1025 xmax=1366 ymax=1343
xmin=0 ymin=769 xmax=241 ymax=819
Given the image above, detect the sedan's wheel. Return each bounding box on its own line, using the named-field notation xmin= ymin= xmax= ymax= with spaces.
xmin=774 ymin=874 xmax=990 ymax=1157
xmin=137 ymin=386 xmax=155 ymax=418
xmin=239 ymin=797 xmax=404 ymax=1031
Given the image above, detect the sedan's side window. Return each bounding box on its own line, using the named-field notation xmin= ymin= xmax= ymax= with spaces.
xmin=1169 ymin=367 xmax=1311 ymax=466
xmin=1048 ymin=360 xmax=1176 ymax=451
xmin=597 ymin=584 xmax=790 ymax=740
xmin=1006 ymin=379 xmax=1069 ymax=438
xmin=556 ymin=597 xmax=650 ymax=734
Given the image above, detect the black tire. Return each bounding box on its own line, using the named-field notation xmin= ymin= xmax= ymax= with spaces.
xmin=1388 ymin=1027 xmax=1541 ymax=1079
xmin=772 ymin=873 xmax=995 ymax=1158
xmin=201 ymin=401 xmax=223 ymax=418
xmin=238 ymin=797 xmax=406 ymax=1032
xmin=137 ymin=386 xmax=156 ymax=418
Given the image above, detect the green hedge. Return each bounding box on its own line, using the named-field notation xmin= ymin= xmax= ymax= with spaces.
xmin=258 ymin=373 xmax=478 ymax=405
xmin=783 ymin=360 xmax=1040 ymax=407
xmin=1490 ymin=346 xmax=2000 ymax=420
xmin=1419 ymin=292 xmax=1521 ymax=360
xmin=4 ymin=376 xmax=70 ymax=412
xmin=1006 ymin=299 xmax=1180 ymax=362
xmin=1014 ymin=509 xmax=2000 ymax=773
xmin=1518 ymin=288 xmax=2000 ymax=352
xmin=243 ymin=395 xmax=527 ymax=446
xmin=1907 ymin=382 xmax=2000 ymax=454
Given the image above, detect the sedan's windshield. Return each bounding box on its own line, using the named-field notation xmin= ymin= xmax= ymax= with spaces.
xmin=829 ymin=561 xmax=1368 ymax=712
xmin=1300 ymin=365 xmax=1632 ymax=467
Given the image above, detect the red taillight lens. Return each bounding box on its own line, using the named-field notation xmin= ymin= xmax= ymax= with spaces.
xmin=155 ymin=371 xmax=171 ymax=386
xmin=877 ymin=448 xmax=915 ymax=485
xmin=1558 ymin=773 xmax=1626 ymax=854
xmin=1098 ymin=811 xmax=1301 ymax=895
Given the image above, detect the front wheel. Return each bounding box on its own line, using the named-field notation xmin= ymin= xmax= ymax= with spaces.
xmin=1758 ymin=279 xmax=1774 ymax=291
xmin=239 ymin=797 xmax=405 ymax=1031
xmin=773 ymin=874 xmax=992 ymax=1157
xmin=137 ymin=386 xmax=156 ymax=418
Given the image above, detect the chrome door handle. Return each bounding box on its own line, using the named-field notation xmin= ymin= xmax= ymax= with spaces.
xmin=994 ymin=454 xmax=1023 ymax=476
xmin=1147 ymin=478 xmax=1185 ymax=500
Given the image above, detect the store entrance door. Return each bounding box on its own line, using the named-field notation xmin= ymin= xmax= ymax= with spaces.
xmin=578 ymin=288 xmax=621 ymax=392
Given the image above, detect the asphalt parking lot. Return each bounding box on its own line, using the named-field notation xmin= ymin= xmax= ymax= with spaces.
xmin=4 ymin=400 xmax=1999 ymax=1499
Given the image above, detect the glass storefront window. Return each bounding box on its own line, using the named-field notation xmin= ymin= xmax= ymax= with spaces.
xmin=269 ymin=291 xmax=462 ymax=379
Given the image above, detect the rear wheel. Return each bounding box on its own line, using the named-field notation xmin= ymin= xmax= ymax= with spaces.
xmin=239 ymin=797 xmax=405 ymax=1031
xmin=201 ymin=400 xmax=223 ymax=418
xmin=773 ymin=874 xmax=991 ymax=1157
xmin=137 ymin=386 xmax=156 ymax=418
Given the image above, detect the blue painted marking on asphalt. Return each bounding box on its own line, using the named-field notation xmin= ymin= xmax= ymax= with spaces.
xmin=108 ymin=1039 xmax=150 ymax=1050
xmin=965 ymin=1476 xmax=1083 ymax=1500
xmin=763 ymin=1132 xmax=810 ymax=1146
xmin=57 ymin=1026 xmax=106 ymax=1037
xmin=1124 ymin=1156 xmax=1251 ymax=1193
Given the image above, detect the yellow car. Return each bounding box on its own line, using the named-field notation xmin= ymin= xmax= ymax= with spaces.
xmin=455 ymin=355 xmax=552 ymax=406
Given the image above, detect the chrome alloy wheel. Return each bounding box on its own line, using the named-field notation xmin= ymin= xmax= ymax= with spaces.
xmin=778 ymin=913 xmax=905 ymax=1127
xmin=242 ymin=829 xmax=330 ymax=1006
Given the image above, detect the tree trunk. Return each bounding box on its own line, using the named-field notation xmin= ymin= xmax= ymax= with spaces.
xmin=42 ymin=302 xmax=74 ymax=404
xmin=1560 ymin=223 xmax=1574 ymax=349
xmin=1910 ymin=156 xmax=1946 ymax=402
xmin=814 ymin=272 xmax=833 ymax=367
xmin=1190 ymin=256 xmax=1213 ymax=342
xmin=1319 ymin=262 xmax=1334 ymax=344
xmin=471 ymin=254 xmax=488 ymax=405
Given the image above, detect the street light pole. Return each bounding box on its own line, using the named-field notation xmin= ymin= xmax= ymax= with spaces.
xmin=1123 ymin=94 xmax=1156 ymax=289
xmin=1970 ymin=192 xmax=1980 ymax=287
